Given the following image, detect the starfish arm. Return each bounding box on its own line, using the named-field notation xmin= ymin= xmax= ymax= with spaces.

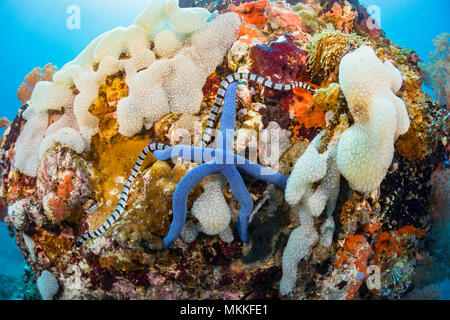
xmin=152 ymin=146 xmax=178 ymax=161
xmin=163 ymin=161 xmax=219 ymax=249
xmin=218 ymin=81 xmax=238 ymax=152
xmin=154 ymin=145 xmax=216 ymax=163
xmin=235 ymin=155 xmax=287 ymax=189
xmin=219 ymin=81 xmax=238 ymax=134
xmin=223 ymin=166 xmax=253 ymax=243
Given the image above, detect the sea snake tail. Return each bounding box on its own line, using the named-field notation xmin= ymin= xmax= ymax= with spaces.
xmin=75 ymin=73 xmax=316 ymax=248
xmin=75 ymin=142 xmax=169 ymax=248
xmin=198 ymin=72 xmax=316 ymax=147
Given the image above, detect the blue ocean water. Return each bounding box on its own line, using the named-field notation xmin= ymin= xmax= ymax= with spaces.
xmin=0 ymin=0 xmax=448 ymax=299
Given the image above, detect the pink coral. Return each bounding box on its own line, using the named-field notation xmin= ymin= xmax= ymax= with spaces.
xmin=267 ymin=7 xmax=303 ymax=31
xmin=231 ymin=0 xmax=269 ymax=28
xmin=321 ymin=1 xmax=357 ymax=33
xmin=112 ymin=279 xmax=138 ymax=299
xmin=37 ymin=146 xmax=91 ymax=224
xmin=17 ymin=63 xmax=57 ymax=104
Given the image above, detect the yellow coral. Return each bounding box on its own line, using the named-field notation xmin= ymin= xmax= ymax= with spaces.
xmin=292 ymin=4 xmax=326 ymax=34
xmin=98 ymin=249 xmax=149 ymax=271
xmin=313 ymin=83 xmax=343 ymax=111
xmin=89 ymin=71 xmax=129 ymax=142
xmin=32 ymin=228 xmax=72 ymax=271
xmin=86 ymin=72 xmax=156 ymax=233
xmin=307 ymin=30 xmax=368 ymax=85
xmin=113 ymin=160 xmax=201 ymax=250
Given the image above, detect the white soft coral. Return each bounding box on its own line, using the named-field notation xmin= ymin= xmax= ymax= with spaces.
xmin=14 ymin=1 xmax=240 ymax=177
xmin=190 ymin=175 xmax=234 ymax=243
xmin=281 ymin=122 xmax=347 ymax=296
xmin=337 ymin=46 xmax=410 ymax=192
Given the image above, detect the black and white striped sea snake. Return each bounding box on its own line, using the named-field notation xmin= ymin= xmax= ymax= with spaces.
xmin=75 ymin=73 xmax=316 ymax=248
xmin=199 ymin=72 xmax=316 ymax=147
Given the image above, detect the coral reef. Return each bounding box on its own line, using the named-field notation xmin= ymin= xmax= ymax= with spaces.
xmin=12 ymin=0 xmax=241 ymax=177
xmin=282 ymin=119 xmax=347 ymax=295
xmin=0 ymin=0 xmax=447 ymax=301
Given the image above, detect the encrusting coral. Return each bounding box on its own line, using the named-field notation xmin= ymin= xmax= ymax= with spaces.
xmin=111 ymin=159 xmax=199 ymax=251
xmin=37 ymin=145 xmax=91 ymax=224
xmin=313 ymin=82 xmax=343 ymax=112
xmin=1 ymin=0 xmax=447 ymax=301
xmin=87 ymin=75 xmax=314 ymax=250
xmin=292 ymin=3 xmax=326 ymax=34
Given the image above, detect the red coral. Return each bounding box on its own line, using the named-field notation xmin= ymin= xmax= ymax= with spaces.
xmin=267 ymin=7 xmax=303 ymax=30
xmin=249 ymin=34 xmax=308 ymax=98
xmin=237 ymin=24 xmax=265 ymax=45
xmin=126 ymin=271 xmax=151 ymax=287
xmin=335 ymin=234 xmax=373 ymax=299
xmin=85 ymin=252 xmax=117 ymax=291
xmin=372 ymin=225 xmax=426 ymax=264
xmin=281 ymin=88 xmax=324 ymax=127
xmin=17 ymin=63 xmax=57 ymax=104
xmin=232 ymin=0 xmax=269 ymax=28
xmin=202 ymin=73 xmax=221 ymax=105
xmin=48 ymin=196 xmax=68 ymax=223
xmin=57 ymin=172 xmax=75 ymax=201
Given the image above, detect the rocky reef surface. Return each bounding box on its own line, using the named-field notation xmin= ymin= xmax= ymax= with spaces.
xmin=1 ymin=0 xmax=448 ymax=300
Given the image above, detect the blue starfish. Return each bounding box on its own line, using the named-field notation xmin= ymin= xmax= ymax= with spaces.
xmin=153 ymin=81 xmax=287 ymax=249
xmin=75 ymin=73 xmax=315 ymax=249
